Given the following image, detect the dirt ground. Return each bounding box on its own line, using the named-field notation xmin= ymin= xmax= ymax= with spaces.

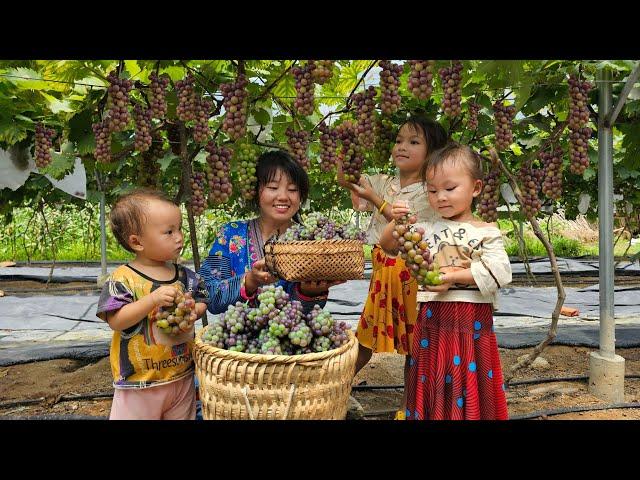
xmin=352 ymin=346 xmax=640 ymax=420
xmin=0 ymin=279 xmax=100 ymax=296
xmin=1 ymin=345 xmax=640 ymax=420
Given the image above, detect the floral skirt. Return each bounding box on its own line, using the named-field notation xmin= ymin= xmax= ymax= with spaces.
xmin=405 ymin=301 xmax=509 ymax=420
xmin=355 ymin=246 xmax=418 ymax=355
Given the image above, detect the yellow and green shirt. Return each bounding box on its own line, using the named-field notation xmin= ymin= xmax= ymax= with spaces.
xmin=96 ymin=264 xmax=209 ymax=389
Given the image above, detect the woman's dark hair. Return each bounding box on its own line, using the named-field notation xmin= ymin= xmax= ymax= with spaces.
xmin=251 ymin=150 xmax=310 ymax=219
xmin=401 ymin=115 xmax=448 ymax=154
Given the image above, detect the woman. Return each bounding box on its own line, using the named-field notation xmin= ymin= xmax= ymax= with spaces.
xmin=199 ymin=150 xmax=340 ymax=315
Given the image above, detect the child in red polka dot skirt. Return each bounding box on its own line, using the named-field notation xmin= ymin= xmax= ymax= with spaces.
xmin=380 ymin=142 xmax=512 ymax=420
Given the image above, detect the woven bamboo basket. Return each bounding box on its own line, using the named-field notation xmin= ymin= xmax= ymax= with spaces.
xmin=263 ymin=238 xmax=364 ymax=282
xmin=193 ymin=327 xmax=359 ymax=420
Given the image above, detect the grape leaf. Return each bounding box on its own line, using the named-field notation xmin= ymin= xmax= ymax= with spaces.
xmin=252 ymin=108 xmax=270 ymax=126
xmin=0 ymin=116 xmax=27 ymax=144
xmin=5 ymin=67 xmax=51 ymax=91
xmin=40 ymin=92 xmax=75 ymax=114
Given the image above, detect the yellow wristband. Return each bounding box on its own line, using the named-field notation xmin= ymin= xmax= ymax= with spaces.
xmin=378 ymin=200 xmax=388 ymax=214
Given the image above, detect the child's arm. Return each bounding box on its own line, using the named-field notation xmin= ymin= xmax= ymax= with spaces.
xmin=379 ymin=200 xmax=416 ymax=254
xmin=469 ymin=231 xmax=513 ymax=296
xmin=336 ymin=163 xmax=397 ymax=219
xmin=440 ymin=267 xmax=476 ymax=285
xmin=424 ymin=267 xmax=475 ymax=293
xmin=106 ymin=285 xmax=177 ymax=331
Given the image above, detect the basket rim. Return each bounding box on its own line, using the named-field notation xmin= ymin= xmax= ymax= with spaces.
xmin=267 ymin=238 xmax=364 ymax=246
xmin=194 ymin=327 xmax=357 ymax=364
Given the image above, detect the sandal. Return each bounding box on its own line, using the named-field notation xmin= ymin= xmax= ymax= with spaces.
xmin=393 ymin=409 xmax=406 ymax=420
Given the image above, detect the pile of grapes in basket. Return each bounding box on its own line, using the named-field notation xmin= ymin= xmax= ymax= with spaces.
xmin=279 ymin=212 xmax=367 ymax=242
xmin=202 ymin=285 xmax=350 ymax=355
xmin=392 ymin=215 xmax=442 ymax=287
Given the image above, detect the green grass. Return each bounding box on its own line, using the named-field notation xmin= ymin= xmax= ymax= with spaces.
xmin=0 ymin=204 xmax=233 ymax=263
xmin=500 ymin=219 xmax=640 ymax=259
xmin=503 ymin=234 xmax=585 ymax=257
xmin=2 ymin=206 xmax=639 ymax=263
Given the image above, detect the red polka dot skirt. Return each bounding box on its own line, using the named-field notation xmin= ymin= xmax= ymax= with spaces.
xmin=405 ymin=301 xmax=509 ymax=420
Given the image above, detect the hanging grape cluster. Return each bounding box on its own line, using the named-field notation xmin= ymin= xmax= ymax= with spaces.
xmin=335 ymin=120 xmax=361 ymax=184
xmin=137 ymin=136 xmax=164 ymax=188
xmin=568 ymin=75 xmax=592 ymax=130
xmin=318 ymin=121 xmax=338 ymax=172
xmin=540 ymin=145 xmax=564 ymax=200
xmin=493 ymin=101 xmax=516 ymax=151
xmin=292 ymin=64 xmax=315 ymax=116
xmin=518 ymin=160 xmax=543 ymax=217
xmin=148 ymin=71 xmax=169 ymax=119
xmin=193 ymin=97 xmax=212 ymax=144
xmin=478 ymin=158 xmax=501 ymax=222
xmin=105 ymin=70 xmax=133 ymax=132
xmin=439 ymin=61 xmax=463 ymax=117
xmin=92 ymin=121 xmax=111 ymax=163
xmin=407 ymin=60 xmax=435 ymax=100
xmin=309 ymin=60 xmax=334 ymax=85
xmin=220 ymin=74 xmax=249 ymax=141
xmin=133 ymin=104 xmax=153 ymax=152
xmin=190 ymin=170 xmax=207 ymax=216
xmin=34 ymin=123 xmax=56 ymax=168
xmin=567 ymin=75 xmax=593 ymax=175
xmin=166 ymin=122 xmax=182 ymax=156
xmin=234 ymin=142 xmax=260 ymax=200
xmin=372 ymin=116 xmax=395 ymax=167
xmin=569 ymin=127 xmax=591 ymax=175
xmin=353 ymin=85 xmax=377 ymax=149
xmin=379 ymin=60 xmax=402 ymax=115
xmin=205 ymin=142 xmax=233 ymax=205
xmin=202 ymin=285 xmax=351 ymax=355
xmin=468 ymin=102 xmax=481 ymax=131
xmin=286 ymin=127 xmax=310 ymax=169
xmin=175 ymin=74 xmax=196 ymax=122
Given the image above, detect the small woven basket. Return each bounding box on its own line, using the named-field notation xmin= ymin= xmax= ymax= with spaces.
xmin=193 ymin=328 xmax=359 ymax=420
xmin=263 ymin=238 xmax=364 ymax=282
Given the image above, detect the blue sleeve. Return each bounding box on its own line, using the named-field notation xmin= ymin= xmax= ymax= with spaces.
xmin=198 ymin=224 xmax=246 ymax=315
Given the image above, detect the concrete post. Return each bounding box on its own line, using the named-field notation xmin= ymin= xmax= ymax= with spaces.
xmin=97 ymin=190 xmax=109 ymax=287
xmin=588 ymin=67 xmax=625 ymax=403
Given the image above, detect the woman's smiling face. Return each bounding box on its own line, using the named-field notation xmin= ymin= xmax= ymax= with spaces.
xmin=258 ymin=168 xmax=301 ymax=223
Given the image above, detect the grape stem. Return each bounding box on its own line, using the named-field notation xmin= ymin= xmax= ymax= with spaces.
xmin=254 ymin=139 xmax=288 ymax=152
xmin=490 ymin=148 xmax=566 ymax=382
xmin=251 ymin=61 xmax=297 ymax=104
xmin=345 ymin=60 xmax=379 ymax=109
xmin=179 ymin=60 xmax=224 ymax=115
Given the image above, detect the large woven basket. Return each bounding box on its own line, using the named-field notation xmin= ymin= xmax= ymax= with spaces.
xmin=193 ymin=327 xmax=359 ymax=420
xmin=263 ymin=238 xmax=364 ymax=282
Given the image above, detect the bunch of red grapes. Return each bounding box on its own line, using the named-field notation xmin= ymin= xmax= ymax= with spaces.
xmin=148 ymin=71 xmax=169 ymax=119
xmin=439 ymin=61 xmax=463 ymax=117
xmin=205 ymin=142 xmax=233 ymax=205
xmin=220 ymin=74 xmax=249 ymax=141
xmin=407 ymin=60 xmax=435 ymax=100
xmin=492 ymin=100 xmax=516 ymax=151
xmin=379 ymin=60 xmax=402 ymax=115
xmin=34 ymin=123 xmax=56 ymax=168
xmin=292 ymin=64 xmax=315 ymax=116
xmin=286 ymin=127 xmax=311 ymax=169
